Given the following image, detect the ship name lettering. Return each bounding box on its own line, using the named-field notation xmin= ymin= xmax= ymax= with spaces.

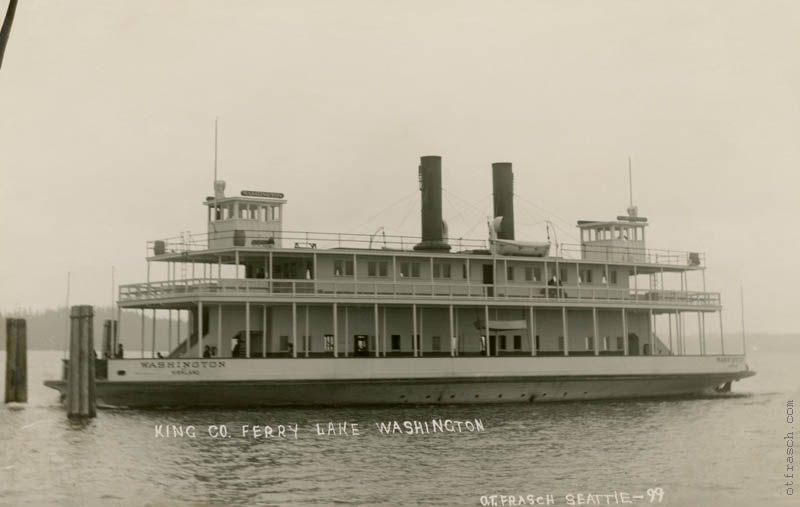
xmin=139 ymin=360 xmax=226 ymax=369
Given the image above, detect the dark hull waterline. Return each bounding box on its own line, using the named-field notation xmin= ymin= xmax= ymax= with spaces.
xmin=44 ymin=371 xmax=754 ymax=408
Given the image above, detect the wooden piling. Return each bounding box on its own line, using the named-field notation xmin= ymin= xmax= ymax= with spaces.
xmin=67 ymin=305 xmax=96 ymax=418
xmin=4 ymin=318 xmax=27 ymax=403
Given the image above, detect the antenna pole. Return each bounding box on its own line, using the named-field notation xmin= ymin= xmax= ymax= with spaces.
xmin=214 ymin=116 xmax=219 ymax=183
xmin=628 ymin=156 xmax=633 ymax=207
xmin=211 ymin=117 xmax=220 ymax=230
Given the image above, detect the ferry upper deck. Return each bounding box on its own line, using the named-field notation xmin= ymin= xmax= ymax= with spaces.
xmin=113 ymin=157 xmax=733 ymax=360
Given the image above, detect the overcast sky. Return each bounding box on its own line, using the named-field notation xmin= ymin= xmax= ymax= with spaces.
xmin=1 ymin=1 xmax=798 ymax=333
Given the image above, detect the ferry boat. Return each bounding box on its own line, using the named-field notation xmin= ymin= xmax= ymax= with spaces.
xmin=45 ymin=156 xmax=754 ymax=407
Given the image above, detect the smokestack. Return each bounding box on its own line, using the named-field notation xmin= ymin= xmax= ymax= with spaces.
xmin=414 ymin=155 xmax=451 ymax=252
xmin=492 ymin=162 xmax=515 ymax=240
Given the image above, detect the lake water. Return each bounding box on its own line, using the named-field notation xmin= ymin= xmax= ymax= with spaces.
xmin=1 ymin=337 xmax=798 ymax=506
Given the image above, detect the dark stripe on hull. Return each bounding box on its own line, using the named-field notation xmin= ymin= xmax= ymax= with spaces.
xmin=44 ymin=371 xmax=754 ymax=408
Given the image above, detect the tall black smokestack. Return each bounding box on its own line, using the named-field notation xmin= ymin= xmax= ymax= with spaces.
xmin=414 ymin=155 xmax=451 ymax=252
xmin=492 ymin=162 xmax=515 ymax=240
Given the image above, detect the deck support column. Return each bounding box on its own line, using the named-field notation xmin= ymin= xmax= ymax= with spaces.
xmin=374 ymin=304 xmax=380 ymax=358
xmin=235 ymin=250 xmax=239 ymax=279
xmin=344 ymin=306 xmax=349 ymax=357
xmin=333 ymin=303 xmax=338 ymax=358
xmin=419 ymin=308 xmax=424 ymax=357
xmin=649 ymin=308 xmax=655 ymax=355
xmin=592 ymin=308 xmax=599 ymax=356
xmin=151 ymin=309 xmax=156 ymax=358
xmin=176 ymin=310 xmax=181 ymax=354
xmin=382 ymin=307 xmax=387 ymax=357
xmin=291 ymin=302 xmax=297 ymax=358
xmin=622 ymin=308 xmax=628 ymax=356
xmin=217 ymin=304 xmax=222 ymax=357
xmin=484 ymin=305 xmax=490 ymax=357
xmin=562 ymin=307 xmax=569 ymax=356
xmin=116 ymin=306 xmax=122 ymax=355
xmin=262 ymin=305 xmax=267 ymax=357
xmin=245 ymin=302 xmax=251 ymax=358
xmin=168 ymin=309 xmax=173 ymax=354
xmin=719 ymin=310 xmax=725 ymax=355
xmin=697 ymin=312 xmax=704 ymax=355
xmin=412 ymin=304 xmax=418 ymax=357
xmin=668 ymin=311 xmax=673 ymax=355
xmin=198 ymin=302 xmax=204 ymax=358
xmin=529 ymin=307 xmax=536 ymax=356
xmin=306 ymin=305 xmax=311 ymax=358
xmin=455 ymin=307 xmax=460 ymax=355
xmin=449 ymin=305 xmax=454 ymax=357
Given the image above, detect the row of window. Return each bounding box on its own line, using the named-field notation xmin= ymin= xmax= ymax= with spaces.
xmin=584 ymin=336 xmax=626 ymax=350
xmin=211 ymin=203 xmax=282 ymax=222
xmin=279 ymin=334 xmax=627 ymax=352
xmin=508 ymin=267 xmax=618 ymax=284
xmin=282 ymin=334 xmax=528 ymax=352
xmin=335 ymin=259 xmax=622 ymax=285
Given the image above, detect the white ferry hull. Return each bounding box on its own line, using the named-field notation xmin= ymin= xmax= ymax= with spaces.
xmin=44 ymin=356 xmax=754 ymax=408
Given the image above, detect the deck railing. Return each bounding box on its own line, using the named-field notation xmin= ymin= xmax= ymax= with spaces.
xmin=148 ymin=231 xmax=705 ymax=268
xmin=148 ymin=230 xmax=488 ymax=255
xmin=119 ymin=278 xmax=720 ymax=306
